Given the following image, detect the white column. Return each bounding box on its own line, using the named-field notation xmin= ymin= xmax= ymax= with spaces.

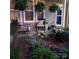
xmin=33 ymin=7 xmax=36 ymax=22
xmin=23 ymin=11 xmax=25 ymax=23
xmin=19 ymin=11 xmax=23 ymax=25
xmin=44 ymin=10 xmax=45 ymax=19
xmin=63 ymin=0 xmax=67 ymax=27
xmin=35 ymin=0 xmax=38 ymax=22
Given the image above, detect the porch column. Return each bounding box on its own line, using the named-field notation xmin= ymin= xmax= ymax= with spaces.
xmin=19 ymin=11 xmax=23 ymax=25
xmin=63 ymin=0 xmax=67 ymax=27
xmin=18 ymin=11 xmax=24 ymax=29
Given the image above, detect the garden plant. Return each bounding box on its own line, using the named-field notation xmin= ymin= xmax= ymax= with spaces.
xmin=30 ymin=47 xmax=57 ymax=59
xmin=35 ymin=2 xmax=45 ymax=12
xmin=49 ymin=3 xmax=60 ymax=12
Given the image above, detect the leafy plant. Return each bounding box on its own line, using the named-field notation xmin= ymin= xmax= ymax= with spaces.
xmin=26 ymin=33 xmax=44 ymax=47
xmin=10 ymin=47 xmax=21 ymax=59
xmin=49 ymin=4 xmax=60 ymax=12
xmin=55 ymin=31 xmax=69 ymax=42
xmin=30 ymin=47 xmax=57 ymax=59
xmin=63 ymin=27 xmax=69 ymax=32
xmin=35 ymin=2 xmax=45 ymax=12
xmin=47 ymin=25 xmax=56 ymax=39
xmin=15 ymin=0 xmax=28 ymax=10
xmin=10 ymin=20 xmax=19 ymax=36
xmin=62 ymin=48 xmax=69 ymax=59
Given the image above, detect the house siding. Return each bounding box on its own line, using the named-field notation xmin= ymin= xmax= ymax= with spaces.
xmin=10 ymin=9 xmax=18 ymax=20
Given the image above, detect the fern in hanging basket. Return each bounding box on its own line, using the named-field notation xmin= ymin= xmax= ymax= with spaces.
xmin=35 ymin=2 xmax=45 ymax=12
xmin=30 ymin=47 xmax=57 ymax=59
xmin=15 ymin=0 xmax=27 ymax=11
xmin=49 ymin=4 xmax=60 ymax=12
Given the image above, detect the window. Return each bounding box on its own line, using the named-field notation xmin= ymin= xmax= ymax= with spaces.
xmin=57 ymin=16 xmax=61 ymax=24
xmin=27 ymin=0 xmax=33 ymax=10
xmin=24 ymin=0 xmax=34 ymax=22
xmin=25 ymin=11 xmax=33 ymax=21
xmin=56 ymin=9 xmax=62 ymax=25
xmin=37 ymin=12 xmax=44 ymax=20
xmin=57 ymin=10 xmax=62 ymax=15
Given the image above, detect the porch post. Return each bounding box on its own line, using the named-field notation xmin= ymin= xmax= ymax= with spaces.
xmin=63 ymin=0 xmax=67 ymax=27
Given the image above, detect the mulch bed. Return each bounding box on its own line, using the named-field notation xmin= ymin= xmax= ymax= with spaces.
xmin=43 ymin=38 xmax=69 ymax=49
xmin=10 ymin=36 xmax=69 ymax=59
xmin=10 ymin=38 xmax=32 ymax=59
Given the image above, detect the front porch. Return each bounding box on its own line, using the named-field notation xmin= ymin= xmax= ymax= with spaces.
xmin=10 ymin=0 xmax=66 ymax=35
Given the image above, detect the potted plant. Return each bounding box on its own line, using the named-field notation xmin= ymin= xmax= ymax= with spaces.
xmin=35 ymin=2 xmax=45 ymax=33
xmin=49 ymin=3 xmax=60 ymax=12
xmin=15 ymin=0 xmax=28 ymax=11
xmin=35 ymin=2 xmax=45 ymax=13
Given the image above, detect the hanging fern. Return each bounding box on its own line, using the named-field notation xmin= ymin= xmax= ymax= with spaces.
xmin=35 ymin=2 xmax=45 ymax=12
xmin=49 ymin=4 xmax=60 ymax=12
xmin=15 ymin=0 xmax=27 ymax=10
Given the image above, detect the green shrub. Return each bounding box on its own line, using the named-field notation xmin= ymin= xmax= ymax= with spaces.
xmin=55 ymin=31 xmax=69 ymax=42
xmin=10 ymin=47 xmax=21 ymax=59
xmin=30 ymin=47 xmax=57 ymax=59
xmin=62 ymin=48 xmax=69 ymax=59
xmin=63 ymin=27 xmax=69 ymax=32
xmin=49 ymin=4 xmax=60 ymax=12
xmin=10 ymin=20 xmax=19 ymax=36
xmin=35 ymin=2 xmax=45 ymax=12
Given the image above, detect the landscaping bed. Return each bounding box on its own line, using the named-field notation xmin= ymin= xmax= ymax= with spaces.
xmin=10 ymin=28 xmax=69 ymax=59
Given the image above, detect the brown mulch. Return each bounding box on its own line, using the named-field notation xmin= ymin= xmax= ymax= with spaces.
xmin=10 ymin=36 xmax=69 ymax=59
xmin=10 ymin=38 xmax=32 ymax=59
xmin=43 ymin=39 xmax=68 ymax=49
xmin=42 ymin=37 xmax=69 ymax=49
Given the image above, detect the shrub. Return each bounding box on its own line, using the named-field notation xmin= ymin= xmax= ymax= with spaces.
xmin=30 ymin=47 xmax=57 ymax=59
xmin=49 ymin=4 xmax=60 ymax=12
xmin=10 ymin=20 xmax=19 ymax=36
xmin=62 ymin=48 xmax=69 ymax=59
xmin=63 ymin=27 xmax=69 ymax=32
xmin=35 ymin=2 xmax=45 ymax=12
xmin=26 ymin=33 xmax=44 ymax=47
xmin=10 ymin=47 xmax=21 ymax=59
xmin=55 ymin=31 xmax=69 ymax=42
xmin=47 ymin=25 xmax=56 ymax=39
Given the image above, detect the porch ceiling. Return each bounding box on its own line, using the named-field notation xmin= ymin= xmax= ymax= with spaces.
xmin=41 ymin=0 xmax=64 ymax=4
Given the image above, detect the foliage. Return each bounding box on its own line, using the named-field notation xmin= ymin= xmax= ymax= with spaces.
xmin=63 ymin=27 xmax=69 ymax=32
xmin=35 ymin=2 xmax=45 ymax=12
xmin=25 ymin=33 xmax=44 ymax=47
xmin=47 ymin=25 xmax=56 ymax=39
xmin=10 ymin=20 xmax=19 ymax=36
xmin=55 ymin=31 xmax=69 ymax=42
xmin=62 ymin=48 xmax=69 ymax=59
xmin=15 ymin=0 xmax=27 ymax=10
xmin=49 ymin=4 xmax=60 ymax=12
xmin=43 ymin=20 xmax=48 ymax=25
xmin=30 ymin=47 xmax=57 ymax=59
xmin=10 ymin=47 xmax=21 ymax=59
xmin=38 ymin=32 xmax=47 ymax=38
